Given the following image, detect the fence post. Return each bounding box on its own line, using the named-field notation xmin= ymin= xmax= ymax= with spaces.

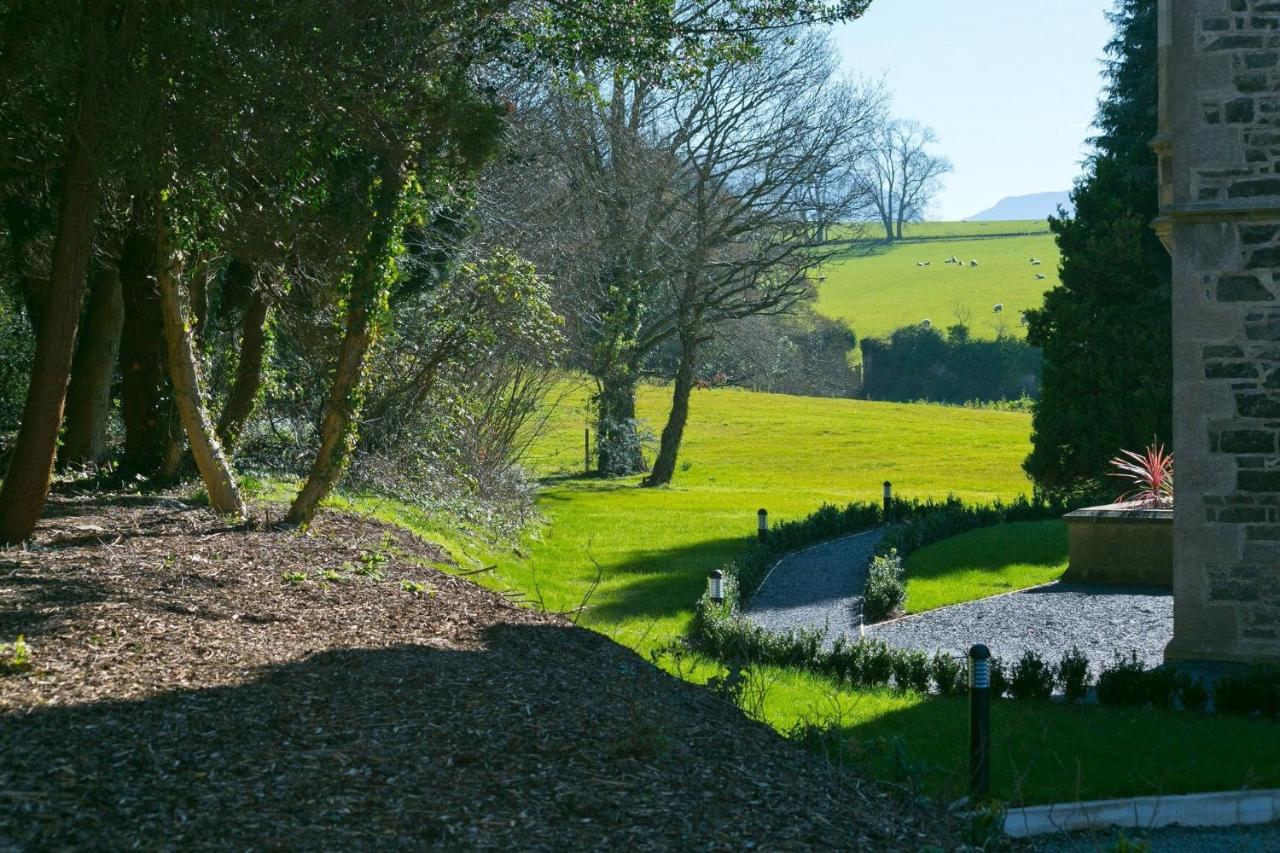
xmin=584 ymin=428 xmax=590 ymax=475
xmin=757 ymin=508 xmax=768 ymax=543
xmin=968 ymin=643 xmax=991 ymax=801
xmin=882 ymin=480 xmax=893 ymax=522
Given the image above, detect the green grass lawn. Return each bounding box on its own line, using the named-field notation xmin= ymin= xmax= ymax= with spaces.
xmin=298 ymin=384 xmax=1280 ymax=807
xmin=904 ymin=520 xmax=1069 ymax=613
xmin=816 ymin=221 xmax=1060 ymax=344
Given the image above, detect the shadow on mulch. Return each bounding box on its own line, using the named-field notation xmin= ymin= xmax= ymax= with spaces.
xmin=0 ymin=495 xmax=951 ymax=850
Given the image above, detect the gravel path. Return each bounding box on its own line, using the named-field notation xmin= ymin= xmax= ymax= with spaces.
xmin=866 ymin=582 xmax=1173 ymax=669
xmin=745 ymin=530 xmax=883 ymax=641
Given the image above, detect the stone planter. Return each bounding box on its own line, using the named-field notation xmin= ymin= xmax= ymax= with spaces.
xmin=1063 ymin=503 xmax=1173 ymax=588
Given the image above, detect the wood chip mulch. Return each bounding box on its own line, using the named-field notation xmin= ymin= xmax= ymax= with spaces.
xmin=0 ymin=495 xmax=953 ymax=850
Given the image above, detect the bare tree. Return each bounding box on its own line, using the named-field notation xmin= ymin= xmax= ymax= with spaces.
xmin=859 ymin=118 xmax=952 ymax=242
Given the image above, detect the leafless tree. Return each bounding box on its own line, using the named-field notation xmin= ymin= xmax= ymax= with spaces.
xmin=859 ymin=118 xmax=952 ymax=242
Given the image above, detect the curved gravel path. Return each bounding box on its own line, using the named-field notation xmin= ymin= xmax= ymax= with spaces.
xmin=866 ymin=582 xmax=1172 ymax=670
xmin=1034 ymin=823 xmax=1280 ymax=852
xmin=744 ymin=530 xmax=883 ymax=642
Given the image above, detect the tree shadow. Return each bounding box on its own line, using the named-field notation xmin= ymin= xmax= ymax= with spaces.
xmin=0 ymin=570 xmax=112 ymax=639
xmin=586 ymin=535 xmax=750 ymax=623
xmin=0 ymin=622 xmax=896 ymax=849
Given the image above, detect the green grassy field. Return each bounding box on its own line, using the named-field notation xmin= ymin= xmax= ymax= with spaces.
xmin=817 ymin=220 xmax=1060 ymax=343
xmin=302 ymin=384 xmax=1280 ymax=807
xmin=904 ymin=520 xmax=1068 ymax=613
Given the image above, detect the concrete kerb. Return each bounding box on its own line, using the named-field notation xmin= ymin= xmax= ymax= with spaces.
xmin=1003 ymin=789 xmax=1280 ymax=838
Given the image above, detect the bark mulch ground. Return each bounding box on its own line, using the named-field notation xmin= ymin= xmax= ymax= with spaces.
xmin=0 ymin=494 xmax=953 ymax=850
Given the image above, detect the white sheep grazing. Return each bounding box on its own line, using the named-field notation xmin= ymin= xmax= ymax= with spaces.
xmin=1031 ymin=259 xmax=1042 ymax=266
xmin=969 ymin=259 xmax=979 ymax=267
xmin=993 ymin=303 xmax=1004 ymax=313
xmin=1019 ymin=312 xmax=1029 ymax=326
xmin=1034 ymin=273 xmax=1047 ymax=280
xmin=921 ymin=318 xmax=932 ymax=329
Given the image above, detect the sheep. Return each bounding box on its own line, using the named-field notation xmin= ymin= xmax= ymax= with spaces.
xmin=993 ymin=303 xmax=1004 ymax=313
xmin=969 ymin=259 xmax=979 ymax=268
xmin=915 ymin=261 xmax=931 ymax=267
xmin=921 ymin=318 xmax=932 ymax=329
xmin=1034 ymin=273 xmax=1047 ymax=280
xmin=1031 ymin=259 xmax=1042 ymax=266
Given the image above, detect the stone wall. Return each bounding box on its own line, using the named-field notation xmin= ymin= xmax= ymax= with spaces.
xmin=1161 ymin=0 xmax=1280 ymax=663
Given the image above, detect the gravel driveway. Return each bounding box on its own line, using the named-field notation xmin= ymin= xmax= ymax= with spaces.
xmin=866 ymin=582 xmax=1173 ymax=669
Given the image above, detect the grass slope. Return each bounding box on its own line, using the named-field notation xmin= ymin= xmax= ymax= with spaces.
xmin=904 ymin=520 xmax=1068 ymax=613
xmin=315 ymin=386 xmax=1280 ymax=807
xmin=817 ymin=221 xmax=1059 ymax=343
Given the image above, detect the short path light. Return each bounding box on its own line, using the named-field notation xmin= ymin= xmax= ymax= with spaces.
xmin=757 ymin=508 xmax=768 ymax=543
xmin=883 ymin=481 xmax=893 ymax=522
xmin=708 ymin=569 xmax=725 ymax=605
xmin=968 ymin=644 xmax=992 ymax=800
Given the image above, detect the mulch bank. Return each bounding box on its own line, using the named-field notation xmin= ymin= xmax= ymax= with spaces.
xmin=0 ymin=495 xmax=952 ymax=850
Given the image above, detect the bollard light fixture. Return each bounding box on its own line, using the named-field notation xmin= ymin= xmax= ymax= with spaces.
xmin=968 ymin=643 xmax=991 ymax=800
xmin=708 ymin=569 xmax=725 ymax=605
xmin=757 ymin=508 xmax=768 ymax=543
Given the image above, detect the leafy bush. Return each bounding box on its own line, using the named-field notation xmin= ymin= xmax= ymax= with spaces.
xmin=1214 ymin=668 xmax=1280 ymax=717
xmin=1179 ymin=678 xmax=1209 ymax=713
xmin=860 ymin=323 xmax=1042 ymax=405
xmin=1009 ymin=650 xmax=1056 ymax=700
xmin=1096 ymin=653 xmax=1150 ymax=706
xmin=930 ymin=650 xmax=967 ymax=696
xmin=890 ymin=648 xmax=930 ymax=694
xmin=988 ymin=658 xmax=1008 ymax=699
xmin=1058 ymin=646 xmax=1092 ymax=702
xmin=863 ymin=549 xmax=906 ymax=622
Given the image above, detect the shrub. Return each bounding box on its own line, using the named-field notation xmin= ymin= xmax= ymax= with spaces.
xmin=1058 ymin=646 xmax=1092 ymax=702
xmin=857 ymin=640 xmax=896 ymax=688
xmin=1097 ymin=653 xmax=1150 ymax=706
xmin=930 ymin=650 xmax=967 ymax=696
xmin=890 ymin=648 xmax=931 ymax=694
xmin=989 ymin=658 xmax=1009 ymax=699
xmin=1009 ymin=650 xmax=1056 ymax=700
xmin=1179 ymin=677 xmax=1208 ymax=713
xmin=1214 ymin=668 xmax=1280 ymax=717
xmin=863 ymin=549 xmax=906 ymax=622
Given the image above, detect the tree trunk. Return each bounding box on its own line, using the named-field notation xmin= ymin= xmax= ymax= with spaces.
xmin=595 ymin=370 xmax=646 ymax=476
xmin=215 ymin=284 xmax=269 ymax=453
xmin=59 ymin=267 xmax=123 ymax=467
xmin=644 ymin=333 xmax=699 ymax=487
xmin=0 ymin=84 xmax=100 ymax=544
xmin=154 ymin=198 xmax=245 ymax=518
xmin=285 ymin=163 xmax=405 ymax=527
xmin=118 ymin=220 xmax=170 ymax=477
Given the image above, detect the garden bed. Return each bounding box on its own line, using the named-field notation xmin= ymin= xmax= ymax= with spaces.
xmin=0 ymin=493 xmax=948 ymax=850
xmin=1063 ymin=503 xmax=1173 ymax=587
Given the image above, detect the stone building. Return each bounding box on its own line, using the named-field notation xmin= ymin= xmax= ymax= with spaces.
xmin=1158 ymin=0 xmax=1280 ymax=663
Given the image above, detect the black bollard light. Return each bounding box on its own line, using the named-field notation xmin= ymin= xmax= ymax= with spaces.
xmin=968 ymin=644 xmax=991 ymax=801
xmin=708 ymin=569 xmax=725 ymax=606
xmin=882 ymin=481 xmax=893 ymax=522
xmin=757 ymin=508 xmax=768 ymax=543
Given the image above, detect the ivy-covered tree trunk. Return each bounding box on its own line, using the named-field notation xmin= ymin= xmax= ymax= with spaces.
xmin=59 ymin=267 xmax=124 ymax=467
xmin=154 ymin=197 xmax=245 ymax=518
xmin=595 ymin=369 xmax=646 ymax=476
xmin=644 ymin=330 xmax=700 ymax=487
xmin=0 ymin=82 xmax=100 ymax=544
xmin=216 ymin=283 xmax=270 ymax=454
xmin=285 ymin=163 xmax=406 ymax=527
xmin=118 ymin=220 xmax=170 ymax=478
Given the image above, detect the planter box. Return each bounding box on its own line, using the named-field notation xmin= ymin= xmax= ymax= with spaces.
xmin=1063 ymin=503 xmax=1173 ymax=588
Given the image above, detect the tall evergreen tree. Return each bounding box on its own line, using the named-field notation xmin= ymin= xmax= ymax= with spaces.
xmin=1024 ymin=0 xmax=1171 ymax=493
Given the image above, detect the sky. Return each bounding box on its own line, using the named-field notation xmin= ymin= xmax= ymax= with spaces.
xmin=832 ymin=2 xmax=1116 ymax=221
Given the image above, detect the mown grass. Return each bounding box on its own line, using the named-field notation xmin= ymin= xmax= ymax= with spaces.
xmin=816 ymin=221 xmax=1059 ymax=344
xmin=283 ymin=384 xmax=1280 ymax=807
xmin=904 ymin=520 xmax=1069 ymax=613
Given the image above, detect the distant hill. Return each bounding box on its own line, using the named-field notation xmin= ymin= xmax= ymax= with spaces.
xmin=966 ymin=191 xmax=1073 ymax=222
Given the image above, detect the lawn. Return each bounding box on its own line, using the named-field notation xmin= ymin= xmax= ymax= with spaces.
xmin=816 ymin=220 xmax=1060 ymax=344
xmin=307 ymin=384 xmax=1280 ymax=808
xmin=904 ymin=520 xmax=1069 ymax=613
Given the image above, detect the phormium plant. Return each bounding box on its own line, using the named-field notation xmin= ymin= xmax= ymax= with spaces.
xmin=1108 ymin=441 xmax=1173 ymax=508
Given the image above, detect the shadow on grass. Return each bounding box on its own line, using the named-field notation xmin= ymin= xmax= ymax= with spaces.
xmin=815 ymin=688 xmax=1280 ymax=808
xmin=587 ymin=535 xmax=749 ymax=623
xmin=0 ymin=622 xmax=885 ymax=849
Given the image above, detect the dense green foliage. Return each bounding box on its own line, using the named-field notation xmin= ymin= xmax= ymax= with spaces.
xmin=1025 ymin=0 xmax=1171 ymax=491
xmin=860 ymin=323 xmax=1041 ymax=403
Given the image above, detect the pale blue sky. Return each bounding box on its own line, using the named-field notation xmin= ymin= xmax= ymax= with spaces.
xmin=833 ymin=2 xmax=1115 ymax=220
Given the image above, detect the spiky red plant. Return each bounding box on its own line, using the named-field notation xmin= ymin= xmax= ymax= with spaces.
xmin=1108 ymin=442 xmax=1173 ymax=508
